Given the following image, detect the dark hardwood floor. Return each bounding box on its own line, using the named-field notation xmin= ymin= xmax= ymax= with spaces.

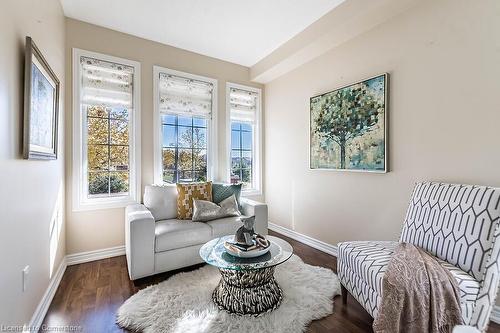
xmin=43 ymin=231 xmax=500 ymax=332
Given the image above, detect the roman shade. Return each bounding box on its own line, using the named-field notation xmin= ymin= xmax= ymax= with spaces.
xmin=80 ymin=56 xmax=134 ymax=108
xmin=158 ymin=72 xmax=214 ymax=118
xmin=229 ymin=87 xmax=258 ymax=123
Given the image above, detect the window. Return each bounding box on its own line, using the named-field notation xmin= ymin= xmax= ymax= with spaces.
xmin=154 ymin=66 xmax=217 ymax=184
xmin=227 ymin=83 xmax=262 ymax=194
xmin=72 ymin=49 xmax=140 ymax=211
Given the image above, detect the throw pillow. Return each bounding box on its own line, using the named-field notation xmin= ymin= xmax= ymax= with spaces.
xmin=192 ymin=194 xmax=241 ymax=222
xmin=212 ymin=183 xmax=242 ymax=206
xmin=176 ymin=182 xmax=212 ymax=220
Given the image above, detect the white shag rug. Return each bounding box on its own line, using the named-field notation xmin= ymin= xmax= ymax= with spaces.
xmin=117 ymin=255 xmax=340 ymax=333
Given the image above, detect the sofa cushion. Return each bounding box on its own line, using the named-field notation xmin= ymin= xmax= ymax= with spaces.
xmin=212 ymin=183 xmax=242 ymax=207
xmin=206 ymin=216 xmax=244 ymax=237
xmin=176 ymin=182 xmax=212 ymax=220
xmin=192 ymin=195 xmax=240 ymax=222
xmin=400 ymin=182 xmax=500 ymax=281
xmin=338 ymin=240 xmax=480 ymax=315
xmin=155 ymin=219 xmax=212 ymax=252
xmin=143 ymin=185 xmax=177 ymax=221
xmin=437 ymin=258 xmax=480 ymax=302
xmin=338 ymin=241 xmax=397 ymax=295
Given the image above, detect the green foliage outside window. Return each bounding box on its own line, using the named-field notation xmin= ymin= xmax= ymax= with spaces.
xmin=87 ymin=105 xmax=130 ymax=196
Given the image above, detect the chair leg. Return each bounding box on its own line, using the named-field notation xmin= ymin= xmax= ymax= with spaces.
xmin=341 ymin=285 xmax=348 ymax=305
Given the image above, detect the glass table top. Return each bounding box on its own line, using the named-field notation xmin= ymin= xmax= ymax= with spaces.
xmin=199 ymin=235 xmax=293 ymax=271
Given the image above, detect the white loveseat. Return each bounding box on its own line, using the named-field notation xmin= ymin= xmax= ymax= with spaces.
xmin=125 ymin=185 xmax=268 ymax=280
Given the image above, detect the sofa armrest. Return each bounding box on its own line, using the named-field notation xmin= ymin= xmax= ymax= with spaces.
xmin=125 ymin=204 xmax=155 ymax=280
xmin=240 ymin=198 xmax=268 ymax=235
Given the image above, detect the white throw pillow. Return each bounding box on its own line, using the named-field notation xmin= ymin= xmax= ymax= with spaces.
xmin=192 ymin=194 xmax=241 ymax=222
xmin=143 ymin=185 xmax=178 ymax=221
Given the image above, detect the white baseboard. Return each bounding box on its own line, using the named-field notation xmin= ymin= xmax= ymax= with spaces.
xmin=27 ymin=257 xmax=67 ymax=332
xmin=26 ymin=245 xmax=126 ymax=332
xmin=268 ymin=222 xmax=338 ymax=257
xmin=66 ymin=245 xmax=126 ymax=266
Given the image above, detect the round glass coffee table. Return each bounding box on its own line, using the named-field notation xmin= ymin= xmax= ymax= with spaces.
xmin=200 ymin=235 xmax=293 ymax=316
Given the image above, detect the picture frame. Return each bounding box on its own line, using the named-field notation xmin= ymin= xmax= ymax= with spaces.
xmin=310 ymin=73 xmax=389 ymax=173
xmin=23 ymin=36 xmax=60 ymax=160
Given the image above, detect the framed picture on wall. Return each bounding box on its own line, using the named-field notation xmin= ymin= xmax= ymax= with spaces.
xmin=310 ymin=73 xmax=388 ymax=172
xmin=23 ymin=36 xmax=60 ymax=160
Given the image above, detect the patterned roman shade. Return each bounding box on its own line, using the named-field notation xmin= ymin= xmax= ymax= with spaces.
xmin=229 ymin=87 xmax=258 ymax=122
xmin=158 ymin=72 xmax=214 ymax=118
xmin=80 ymin=56 xmax=134 ymax=108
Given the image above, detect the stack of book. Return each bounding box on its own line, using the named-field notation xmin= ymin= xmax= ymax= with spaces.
xmin=224 ymin=235 xmax=270 ymax=257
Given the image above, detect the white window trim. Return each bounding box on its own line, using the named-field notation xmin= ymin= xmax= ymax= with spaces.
xmin=72 ymin=48 xmax=141 ymax=211
xmin=226 ymin=82 xmax=262 ymax=196
xmin=153 ymin=65 xmax=218 ymax=185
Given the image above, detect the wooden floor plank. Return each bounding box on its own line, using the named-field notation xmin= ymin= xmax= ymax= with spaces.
xmin=42 ymin=231 xmax=500 ymax=332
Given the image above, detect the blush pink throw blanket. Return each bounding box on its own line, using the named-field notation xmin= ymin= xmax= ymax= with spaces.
xmin=373 ymin=243 xmax=463 ymax=333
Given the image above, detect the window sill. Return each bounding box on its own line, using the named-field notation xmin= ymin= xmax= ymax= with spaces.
xmin=72 ymin=197 xmax=139 ymax=212
xmin=241 ymin=189 xmax=262 ymax=197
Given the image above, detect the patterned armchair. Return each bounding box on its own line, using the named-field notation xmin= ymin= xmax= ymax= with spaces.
xmin=338 ymin=182 xmax=500 ymax=332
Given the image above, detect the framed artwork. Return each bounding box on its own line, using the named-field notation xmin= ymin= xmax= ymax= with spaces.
xmin=310 ymin=73 xmax=388 ymax=172
xmin=23 ymin=36 xmax=60 ymax=160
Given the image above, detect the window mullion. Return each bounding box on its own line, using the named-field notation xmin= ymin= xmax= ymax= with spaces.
xmin=239 ymin=128 xmax=243 ymax=182
xmin=174 ymin=116 xmax=179 ymax=183
xmin=107 ymin=111 xmax=111 ymax=196
xmin=191 ymin=119 xmax=194 ymax=181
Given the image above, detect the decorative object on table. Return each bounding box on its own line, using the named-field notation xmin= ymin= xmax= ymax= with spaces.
xmin=176 ymin=181 xmax=212 ymax=219
xmin=224 ymin=216 xmax=271 ymax=258
xmin=23 ymin=36 xmax=60 ymax=160
xmin=116 ymin=255 xmax=340 ymax=333
xmin=192 ymin=194 xmax=240 ymax=222
xmin=310 ymin=73 xmax=388 ymax=172
xmin=224 ymin=235 xmax=270 ymax=258
xmin=235 ymin=215 xmax=256 ymax=245
xmin=200 ymin=235 xmax=292 ymax=316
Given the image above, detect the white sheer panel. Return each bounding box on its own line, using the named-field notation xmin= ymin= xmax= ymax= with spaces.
xmin=80 ymin=56 xmax=134 ymax=108
xmin=230 ymin=87 xmax=258 ymax=122
xmin=158 ymin=72 xmax=213 ymax=117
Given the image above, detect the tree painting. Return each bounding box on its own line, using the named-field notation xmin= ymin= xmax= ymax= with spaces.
xmin=310 ymin=74 xmax=387 ymax=172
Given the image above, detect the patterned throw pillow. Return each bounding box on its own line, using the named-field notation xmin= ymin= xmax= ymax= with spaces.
xmin=192 ymin=195 xmax=241 ymax=222
xmin=212 ymin=183 xmax=242 ymax=207
xmin=176 ymin=182 xmax=212 ymax=220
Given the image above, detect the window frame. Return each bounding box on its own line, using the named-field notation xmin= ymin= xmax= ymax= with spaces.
xmin=72 ymin=48 xmax=141 ymax=211
xmin=226 ymin=82 xmax=262 ymax=196
xmin=153 ymin=65 xmax=218 ymax=185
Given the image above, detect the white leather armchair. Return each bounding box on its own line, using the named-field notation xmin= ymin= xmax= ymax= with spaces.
xmin=125 ymin=185 xmax=268 ymax=280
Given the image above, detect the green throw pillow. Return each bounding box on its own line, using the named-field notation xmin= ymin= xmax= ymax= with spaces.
xmin=212 ymin=183 xmax=242 ymax=209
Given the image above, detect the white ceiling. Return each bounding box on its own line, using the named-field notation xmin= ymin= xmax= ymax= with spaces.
xmin=60 ymin=0 xmax=345 ymax=67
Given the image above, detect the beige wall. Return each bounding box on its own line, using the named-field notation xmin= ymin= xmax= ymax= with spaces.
xmin=65 ymin=19 xmax=263 ymax=254
xmin=0 ymin=0 xmax=66 ymax=326
xmin=264 ymin=0 xmax=500 ymax=245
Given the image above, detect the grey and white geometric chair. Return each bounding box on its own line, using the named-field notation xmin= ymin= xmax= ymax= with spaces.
xmin=338 ymin=182 xmax=500 ymax=332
